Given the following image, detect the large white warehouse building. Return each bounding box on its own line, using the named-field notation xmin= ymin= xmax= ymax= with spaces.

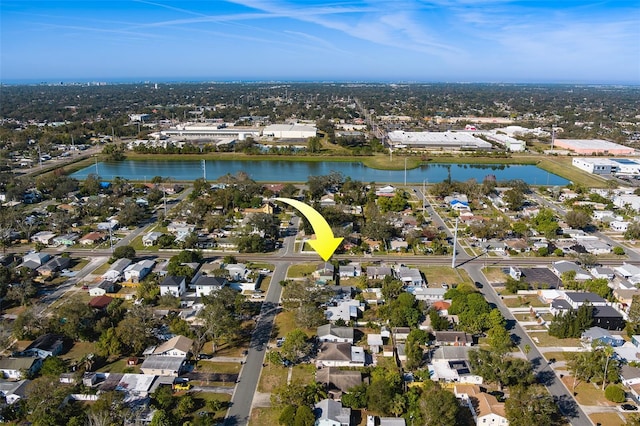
xmin=262 ymin=124 xmax=317 ymax=139
xmin=387 ymin=131 xmax=492 ymax=150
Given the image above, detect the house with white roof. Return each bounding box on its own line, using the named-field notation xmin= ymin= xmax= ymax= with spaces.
xmin=124 ymin=259 xmax=155 ymax=283
xmin=395 ymin=266 xmax=424 ymax=286
xmin=317 ymin=325 xmax=354 ymax=344
xmin=142 ymin=231 xmax=164 ymax=247
xmin=31 ymin=231 xmax=56 ymax=245
xmin=324 ymin=299 xmax=364 ymax=323
xmin=102 ymin=258 xmax=132 ymax=282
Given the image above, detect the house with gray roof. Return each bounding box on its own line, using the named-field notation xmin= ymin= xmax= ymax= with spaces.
xmin=23 ymin=333 xmax=66 ymax=358
xmin=317 ymin=325 xmax=354 ymax=344
xmin=367 ymin=266 xmax=393 ymax=280
xmin=581 ymin=326 xmax=624 ymax=347
xmin=193 ymin=275 xmax=228 ymax=297
xmin=140 ymin=356 xmax=185 ymax=376
xmin=37 ymin=256 xmax=71 ymax=276
xmin=102 ymin=258 xmax=132 ymax=281
xmin=0 ymin=379 xmax=30 ymax=404
xmin=552 ymin=261 xmax=592 ymax=280
xmin=0 ymin=357 xmax=42 ymax=380
xmin=160 ymin=275 xmax=186 ymax=297
xmin=20 ymin=252 xmax=50 ymax=270
xmin=314 ymin=398 xmax=351 ymax=426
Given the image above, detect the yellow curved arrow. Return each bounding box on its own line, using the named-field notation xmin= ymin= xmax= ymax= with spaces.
xmin=275 ymin=197 xmax=343 ymax=261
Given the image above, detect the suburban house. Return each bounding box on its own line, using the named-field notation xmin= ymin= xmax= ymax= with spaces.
xmin=394 ymin=266 xmax=424 ymax=286
xmin=79 ymin=232 xmax=105 ymax=245
xmin=314 ymin=263 xmax=336 ymax=283
xmin=314 ymin=398 xmax=352 ymax=426
xmin=367 ymin=266 xmax=393 ymax=280
xmin=160 ymin=275 xmax=187 ymax=297
xmin=0 ymin=379 xmax=30 ymax=404
xmin=225 ymin=263 xmax=249 ymax=281
xmin=37 ymin=256 xmax=71 ymax=277
xmin=338 ymin=263 xmax=362 ymax=278
xmin=317 ymin=325 xmax=355 ymax=344
xmin=31 ymin=231 xmax=57 ymax=245
xmin=22 ymin=333 xmax=65 ymax=358
xmin=142 ymin=231 xmax=164 ymax=247
xmin=193 ymin=275 xmax=228 ymax=297
xmin=89 ymin=280 xmax=117 ymax=297
xmin=564 ymin=292 xmax=608 ymax=309
xmin=149 ymin=335 xmax=193 ymax=357
xmin=324 ymin=299 xmax=364 ymax=323
xmin=592 ymin=306 xmax=626 ymax=331
xmin=316 ymin=367 xmax=362 ymax=400
xmin=139 ymin=356 xmax=185 ymax=377
xmin=455 ymin=384 xmax=508 ymax=426
xmin=52 ymin=233 xmax=79 ymax=247
xmin=88 ymin=295 xmax=114 ymax=311
xmin=375 ymin=185 xmax=396 ymax=197
xmin=124 ymin=259 xmax=155 ymax=283
xmin=20 ymin=252 xmax=51 ymax=270
xmin=316 ymin=342 xmax=365 ymax=367
xmin=434 ymin=331 xmax=474 ymax=347
xmin=102 ymin=258 xmax=132 ymax=282
xmin=552 ymin=261 xmax=592 ymax=281
xmin=581 ymin=326 xmax=625 ymax=347
xmin=0 ymin=358 xmax=42 ymax=380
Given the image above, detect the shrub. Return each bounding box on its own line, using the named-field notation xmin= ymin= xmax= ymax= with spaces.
xmin=605 ymin=384 xmax=626 ymax=403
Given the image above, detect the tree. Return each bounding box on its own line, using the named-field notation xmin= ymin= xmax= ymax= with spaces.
xmin=505 ymin=385 xmax=560 ymax=426
xmin=602 ymin=344 xmax=615 ymax=390
xmin=149 ymin=409 xmax=173 ymax=426
xmin=281 ymin=329 xmax=312 ymax=363
xmin=419 ymin=382 xmax=464 ymax=426
xmin=486 ymin=325 xmax=513 ymax=356
xmin=503 ymin=188 xmax=525 ymax=211
xmin=429 ymin=309 xmax=450 ymax=331
xmin=112 ymin=245 xmax=135 ymax=260
xmin=307 ymin=136 xmax=322 ymax=153
xmin=565 ymin=209 xmax=591 ymax=229
xmin=469 ymin=349 xmax=534 ymax=391
xmin=613 ymin=246 xmax=625 ymax=255
xmin=279 ymin=405 xmax=296 ymax=426
xmin=294 ymin=405 xmax=315 ymax=426
xmin=198 ymin=289 xmax=242 ymax=353
xmin=604 ymin=384 xmax=626 ymax=403
xmin=405 ymin=329 xmax=428 ymax=370
xmin=176 ymin=394 xmax=196 ymax=417
xmin=40 ymin=356 xmax=67 ymax=376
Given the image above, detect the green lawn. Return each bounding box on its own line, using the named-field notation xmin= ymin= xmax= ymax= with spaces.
xmin=272 ymin=310 xmax=315 ymax=340
xmin=540 ymin=351 xmax=577 ymax=362
xmin=91 ymin=262 xmax=112 ymax=275
xmin=590 ymin=412 xmax=630 ymax=426
xmin=71 ymin=258 xmax=90 ymax=271
xmin=529 ymin=332 xmax=581 ymax=348
xmin=483 ymin=267 xmax=507 ymax=283
xmin=502 ymin=295 xmax=547 ymax=308
xmin=250 ymin=407 xmax=281 ymax=426
xmin=418 ymin=265 xmax=472 ymax=287
xmin=287 ymin=263 xmax=317 ymax=278
xmin=188 ymin=392 xmax=232 ymax=424
xmin=97 ymin=358 xmax=141 ymax=374
xmin=196 ymin=361 xmax=242 ymax=374
xmin=561 ymin=376 xmax=616 ymax=406
xmin=61 ymin=341 xmax=97 ymax=363
xmin=291 ymin=364 xmax=316 ymax=386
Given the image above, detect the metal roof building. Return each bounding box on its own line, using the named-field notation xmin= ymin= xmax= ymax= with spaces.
xmin=387 ymin=131 xmax=492 ymax=150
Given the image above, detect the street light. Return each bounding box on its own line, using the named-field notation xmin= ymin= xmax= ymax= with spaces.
xmin=422 ymin=178 xmax=429 ymax=211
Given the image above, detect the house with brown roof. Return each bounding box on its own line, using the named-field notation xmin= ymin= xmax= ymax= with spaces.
xmin=454 ymin=384 xmax=508 ymax=426
xmin=151 ymin=335 xmax=193 ymax=358
xmin=79 ymin=232 xmax=106 ymax=245
xmin=89 ymin=295 xmax=114 ymax=310
xmin=434 ymin=331 xmax=474 ymax=346
xmin=316 ymin=367 xmax=363 ymax=399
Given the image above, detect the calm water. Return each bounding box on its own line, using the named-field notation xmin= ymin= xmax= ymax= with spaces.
xmin=71 ymin=159 xmax=568 ymax=185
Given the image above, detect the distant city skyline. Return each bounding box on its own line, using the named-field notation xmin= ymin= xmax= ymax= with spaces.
xmin=1 ymin=0 xmax=639 ymax=84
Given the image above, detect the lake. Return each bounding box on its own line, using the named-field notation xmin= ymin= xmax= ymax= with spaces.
xmin=71 ymin=159 xmax=568 ymax=185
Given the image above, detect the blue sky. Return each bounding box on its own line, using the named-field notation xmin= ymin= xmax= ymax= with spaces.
xmin=1 ymin=0 xmax=639 ymax=83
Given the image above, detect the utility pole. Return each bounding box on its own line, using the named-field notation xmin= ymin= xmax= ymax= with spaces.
xmin=451 ymin=217 xmax=459 ymax=268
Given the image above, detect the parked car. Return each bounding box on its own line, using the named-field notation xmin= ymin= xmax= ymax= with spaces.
xmin=621 ymin=404 xmax=638 ymax=411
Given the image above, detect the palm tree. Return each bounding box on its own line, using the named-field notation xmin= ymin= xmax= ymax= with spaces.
xmin=602 ymin=344 xmax=615 ymax=390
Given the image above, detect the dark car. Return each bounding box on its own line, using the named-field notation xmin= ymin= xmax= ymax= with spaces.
xmin=621 ymin=404 xmax=638 ymax=411
xmin=242 ymin=350 xmax=249 ymax=356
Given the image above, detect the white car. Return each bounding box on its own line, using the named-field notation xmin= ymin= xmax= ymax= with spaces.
xmin=259 ymin=268 xmax=271 ymax=274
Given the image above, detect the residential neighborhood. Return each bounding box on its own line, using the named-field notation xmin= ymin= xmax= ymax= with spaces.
xmin=0 ymin=82 xmax=640 ymax=426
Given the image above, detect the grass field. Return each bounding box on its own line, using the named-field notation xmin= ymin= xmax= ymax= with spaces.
xmin=418 ymin=265 xmax=472 ymax=287
xmin=590 ymin=412 xmax=631 ymax=426
xmin=250 ymin=407 xmax=280 ymax=426
xmin=529 ymin=332 xmax=581 ymax=348
xmin=502 ymin=295 xmax=547 ymax=308
xmin=290 ymin=364 xmax=316 ymax=386
xmin=286 ymin=263 xmax=317 ymax=278
xmin=561 ymin=376 xmax=617 ymax=406
xmin=97 ymin=358 xmax=141 ymax=374
xmin=196 ymin=361 xmax=242 ymax=374
xmin=258 ymin=363 xmax=289 ymax=393
xmin=61 ymin=341 xmax=97 ymax=363
xmin=483 ymin=267 xmax=507 ymax=283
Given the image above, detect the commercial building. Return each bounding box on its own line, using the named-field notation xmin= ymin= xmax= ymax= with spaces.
xmin=572 ymin=157 xmax=640 ymax=175
xmin=554 ymin=139 xmax=635 ymax=155
xmin=387 ymin=131 xmax=492 ymax=150
xmin=262 ymin=123 xmax=317 ymax=139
